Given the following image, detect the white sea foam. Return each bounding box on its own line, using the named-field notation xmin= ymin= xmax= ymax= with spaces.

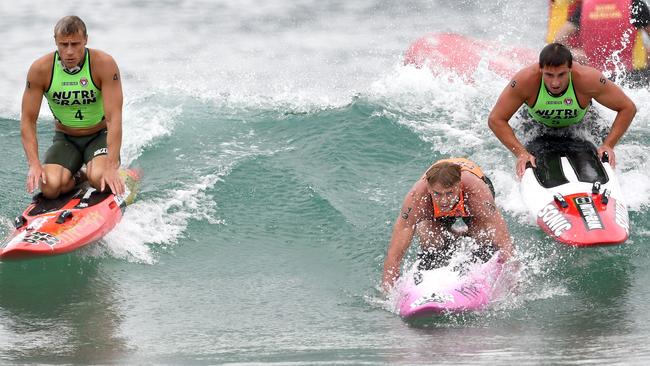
xmin=97 ymin=133 xmax=290 ymax=263
xmin=0 ymin=217 xmax=12 ymax=245
xmin=121 ymin=101 xmax=183 ymax=167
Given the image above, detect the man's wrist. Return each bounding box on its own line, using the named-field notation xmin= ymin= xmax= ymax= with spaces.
xmin=513 ymin=148 xmax=528 ymax=157
xmin=107 ymin=157 xmax=120 ymax=170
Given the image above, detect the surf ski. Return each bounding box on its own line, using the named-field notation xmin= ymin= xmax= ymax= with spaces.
xmin=397 ymin=252 xmax=503 ymax=319
xmin=520 ymin=135 xmax=629 ymax=246
xmin=403 ymin=32 xmax=537 ymax=81
xmin=0 ymin=169 xmax=140 ymax=260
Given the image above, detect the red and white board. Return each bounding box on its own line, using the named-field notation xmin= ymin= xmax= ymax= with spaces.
xmin=1 ymin=169 xmax=140 ymax=260
xmin=520 ymin=136 xmax=629 ymax=246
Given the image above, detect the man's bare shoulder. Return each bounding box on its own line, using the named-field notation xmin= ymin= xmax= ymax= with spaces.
xmin=28 ymin=52 xmax=55 ymax=75
xmin=25 ymin=52 xmax=55 ymax=90
xmin=399 ymin=177 xmax=431 ymax=221
xmin=502 ymin=64 xmax=540 ymax=102
xmin=511 ymin=64 xmax=541 ymax=88
xmin=409 ymin=177 xmax=430 ymax=199
xmin=88 ymin=48 xmax=118 ymax=70
xmin=88 ymin=49 xmax=120 ymax=88
xmin=461 ymin=171 xmax=491 ymax=197
xmin=571 ymin=63 xmax=608 ymax=94
xmin=514 ymin=63 xmax=541 ymax=79
xmin=462 ymin=172 xmax=499 ymax=219
xmin=88 ymin=48 xmax=111 ymax=60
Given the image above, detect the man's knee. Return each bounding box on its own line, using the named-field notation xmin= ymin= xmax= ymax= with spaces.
xmin=87 ymin=168 xmax=103 ymax=187
xmin=41 ymin=165 xmax=75 ymax=199
xmin=86 ymin=160 xmax=108 ymax=191
xmin=40 ymin=184 xmax=61 ymax=200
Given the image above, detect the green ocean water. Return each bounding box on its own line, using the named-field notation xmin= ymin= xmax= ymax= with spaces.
xmin=1 ymin=1 xmax=650 ymax=364
xmin=1 ymin=93 xmax=649 ymax=364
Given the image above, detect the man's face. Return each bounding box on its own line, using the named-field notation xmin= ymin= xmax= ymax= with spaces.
xmin=541 ymin=63 xmax=571 ymax=95
xmin=54 ymin=31 xmax=87 ymax=69
xmin=428 ymin=182 xmax=461 ymax=211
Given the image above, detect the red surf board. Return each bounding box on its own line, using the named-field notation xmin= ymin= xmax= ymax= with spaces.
xmin=520 ymin=136 xmax=630 ymax=247
xmin=404 ymin=32 xmax=537 ymax=81
xmin=535 ymin=193 xmax=629 ymax=247
xmin=1 ymin=169 xmax=140 ymax=260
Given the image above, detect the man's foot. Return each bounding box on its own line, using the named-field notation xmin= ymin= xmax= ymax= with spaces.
xmin=31 ymin=192 xmax=43 ymax=203
xmin=73 ymin=170 xmax=88 ymax=186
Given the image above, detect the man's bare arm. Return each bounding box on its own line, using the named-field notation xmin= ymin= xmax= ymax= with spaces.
xmin=382 ymin=190 xmax=424 ymax=291
xmin=588 ymin=73 xmax=636 ymax=167
xmin=96 ymin=52 xmax=125 ymax=194
xmin=488 ymin=74 xmax=535 ymax=177
xmin=466 ymin=181 xmax=514 ymax=261
xmin=20 ymin=62 xmax=47 ymax=192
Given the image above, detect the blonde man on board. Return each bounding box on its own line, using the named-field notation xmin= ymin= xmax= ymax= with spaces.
xmin=21 ymin=15 xmax=125 ymax=199
xmin=381 ymin=158 xmax=515 ymax=292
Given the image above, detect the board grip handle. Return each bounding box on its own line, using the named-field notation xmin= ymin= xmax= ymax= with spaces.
xmin=56 ymin=210 xmax=73 ymax=224
xmin=601 ymin=151 xmax=609 ymax=163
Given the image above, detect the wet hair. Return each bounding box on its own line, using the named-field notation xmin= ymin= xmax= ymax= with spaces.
xmin=425 ymin=162 xmax=461 ymax=188
xmin=54 ymin=16 xmax=87 ymax=37
xmin=539 ymin=42 xmax=572 ymax=68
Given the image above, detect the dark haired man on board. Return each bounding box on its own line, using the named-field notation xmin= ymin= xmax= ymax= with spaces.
xmin=21 ymin=15 xmax=125 ymax=199
xmin=381 ymin=158 xmax=515 ymax=291
xmin=488 ymin=43 xmax=636 ymax=177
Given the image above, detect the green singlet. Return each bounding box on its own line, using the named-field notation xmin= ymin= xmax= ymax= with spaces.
xmin=44 ymin=49 xmax=104 ymax=128
xmin=527 ymin=73 xmax=589 ymax=128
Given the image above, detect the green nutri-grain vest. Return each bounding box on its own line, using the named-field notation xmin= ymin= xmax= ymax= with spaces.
xmin=45 ymin=49 xmax=104 ymax=128
xmin=527 ymin=73 xmax=589 ymax=128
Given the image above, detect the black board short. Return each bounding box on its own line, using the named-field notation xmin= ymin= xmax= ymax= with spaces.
xmin=525 ymin=135 xmax=609 ymax=188
xmin=44 ymin=129 xmax=108 ymax=173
